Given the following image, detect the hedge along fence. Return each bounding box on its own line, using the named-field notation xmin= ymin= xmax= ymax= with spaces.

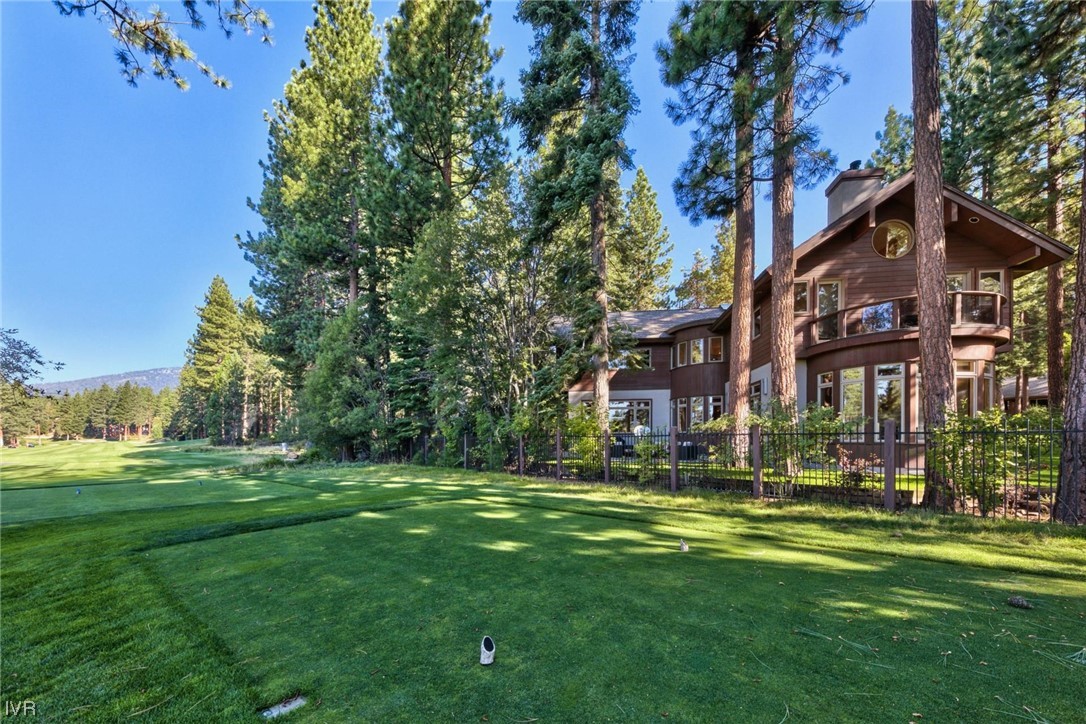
xmin=413 ymin=420 xmax=1078 ymax=523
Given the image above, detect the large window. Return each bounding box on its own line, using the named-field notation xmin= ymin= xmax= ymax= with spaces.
xmin=690 ymin=396 xmax=705 ymax=427
xmin=817 ymin=281 xmax=841 ymax=340
xmin=840 ymin=367 xmax=864 ymax=423
xmin=609 ymin=400 xmax=651 ymax=432
xmin=708 ymin=336 xmax=724 ymax=362
xmin=709 ymin=395 xmax=724 ymax=420
xmin=677 ymin=398 xmax=689 ymax=431
xmin=947 ymin=272 xmax=967 ymax=292
xmin=875 ymin=364 xmax=904 ymax=437
xmin=690 ymin=338 xmax=704 ymax=364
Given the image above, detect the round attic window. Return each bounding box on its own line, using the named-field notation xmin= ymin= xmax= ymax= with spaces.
xmin=872 ymin=220 xmax=914 ymax=259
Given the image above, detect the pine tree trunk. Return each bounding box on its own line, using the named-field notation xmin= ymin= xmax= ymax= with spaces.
xmin=589 ymin=0 xmax=610 ymax=432
xmin=913 ymin=0 xmax=957 ymax=509
xmin=729 ymin=51 xmax=755 ymax=436
xmin=242 ymin=361 xmax=251 ymax=444
xmin=1046 ymin=77 xmax=1065 ymax=412
xmin=770 ymin=26 xmax=797 ymax=419
xmin=1056 ymin=133 xmax=1086 ymax=524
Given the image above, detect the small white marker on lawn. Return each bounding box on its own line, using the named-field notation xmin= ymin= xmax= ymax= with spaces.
xmin=261 ymin=695 xmax=306 ymax=718
xmin=481 ymin=636 xmax=495 ymax=665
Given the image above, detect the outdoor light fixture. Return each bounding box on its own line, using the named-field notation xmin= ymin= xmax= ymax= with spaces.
xmin=968 ymin=216 xmax=980 ymax=224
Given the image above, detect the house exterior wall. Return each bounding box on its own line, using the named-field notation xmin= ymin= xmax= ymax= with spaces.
xmin=565 ymin=174 xmax=1068 ymax=433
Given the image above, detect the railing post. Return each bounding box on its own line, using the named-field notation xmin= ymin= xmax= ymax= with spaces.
xmin=556 ymin=428 xmax=563 ymax=480
xmin=883 ymin=419 xmax=896 ymax=512
xmin=463 ymin=433 xmax=469 ymax=470
xmin=669 ymin=426 xmax=678 ymax=492
xmin=604 ymin=429 xmax=611 ymax=484
xmin=752 ymin=425 xmax=762 ymax=499
xmin=518 ymin=435 xmax=525 ymax=476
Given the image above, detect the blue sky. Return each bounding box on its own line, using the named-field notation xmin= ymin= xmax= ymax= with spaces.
xmin=2 ymin=0 xmax=911 ymax=382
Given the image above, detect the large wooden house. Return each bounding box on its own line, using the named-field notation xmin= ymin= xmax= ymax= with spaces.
xmin=569 ymin=168 xmax=1073 ymax=434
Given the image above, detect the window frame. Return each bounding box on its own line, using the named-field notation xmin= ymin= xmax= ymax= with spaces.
xmin=817 ymin=280 xmax=843 ymax=341
xmin=690 ymin=338 xmax=704 ymax=365
xmin=708 ymin=336 xmax=724 ymax=362
xmin=794 ymin=280 xmax=811 ymax=315
xmin=978 ymin=269 xmax=1005 ymax=296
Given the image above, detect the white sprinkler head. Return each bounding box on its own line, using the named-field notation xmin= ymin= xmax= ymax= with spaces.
xmin=480 ymin=635 xmax=495 ymax=665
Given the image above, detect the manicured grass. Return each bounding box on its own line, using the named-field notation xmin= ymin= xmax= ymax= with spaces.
xmin=2 ymin=441 xmax=1084 ymax=722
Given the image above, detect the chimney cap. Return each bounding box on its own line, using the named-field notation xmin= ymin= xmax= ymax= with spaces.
xmin=825 ymin=167 xmax=885 ymax=197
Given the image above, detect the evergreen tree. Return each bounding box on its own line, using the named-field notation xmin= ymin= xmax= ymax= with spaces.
xmin=241 ymin=0 xmax=384 ymax=391
xmin=56 ymin=0 xmax=271 ymax=89
xmin=766 ymin=2 xmax=867 ymax=416
xmin=186 ymin=276 xmax=243 ymax=394
xmin=868 ymin=106 xmax=914 ymax=181
xmin=1058 ymin=137 xmax=1086 ymax=524
xmin=914 ymin=0 xmax=957 ymax=510
xmin=659 ymin=1 xmax=774 ymax=427
xmin=153 ymin=387 xmax=178 ymax=439
xmin=385 ymin=0 xmax=504 ymax=211
xmin=384 ymin=0 xmax=507 ymax=442
xmin=673 ymin=250 xmax=712 ymax=309
xmin=302 ymin=303 xmax=376 ymax=460
xmin=513 ymin=0 xmax=640 ymax=431
xmin=86 ymin=384 xmax=112 ymax=439
xmin=0 ymin=382 xmax=35 ymax=445
xmin=610 ymin=167 xmax=673 ymax=310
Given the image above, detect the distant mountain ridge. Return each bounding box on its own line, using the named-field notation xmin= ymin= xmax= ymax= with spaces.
xmin=41 ymin=367 xmax=182 ymax=395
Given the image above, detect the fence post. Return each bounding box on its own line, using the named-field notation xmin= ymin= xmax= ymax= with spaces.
xmin=604 ymin=429 xmax=611 ymax=484
xmin=669 ymin=426 xmax=678 ymax=493
xmin=752 ymin=425 xmax=762 ymax=499
xmin=556 ymin=428 xmax=563 ymax=480
xmin=883 ymin=419 xmax=896 ymax=512
xmin=518 ymin=435 xmax=525 ymax=477
xmin=463 ymin=433 xmax=469 ymax=470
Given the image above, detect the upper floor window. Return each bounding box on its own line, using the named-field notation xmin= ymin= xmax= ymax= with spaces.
xmin=611 ymin=349 xmax=649 ymax=370
xmin=817 ymin=281 xmax=842 ymax=341
xmin=675 ymin=341 xmax=689 ymax=368
xmin=947 ymin=272 xmax=967 ymax=292
xmin=752 ymin=307 xmax=762 ymax=339
xmin=872 ymin=220 xmax=914 ymax=259
xmin=794 ymin=281 xmax=810 ymax=314
xmin=979 ymin=270 xmax=1004 ymax=295
xmin=708 ymin=336 xmax=724 ymax=362
xmin=690 ymin=338 xmax=704 ymax=364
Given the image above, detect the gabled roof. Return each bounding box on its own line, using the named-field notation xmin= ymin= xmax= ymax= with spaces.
xmin=709 ymin=170 xmax=1074 ymax=333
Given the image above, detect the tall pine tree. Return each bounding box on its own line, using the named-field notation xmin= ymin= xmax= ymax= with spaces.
xmin=610 ymin=167 xmax=673 ymax=310
xmin=513 ymin=0 xmax=640 ymax=432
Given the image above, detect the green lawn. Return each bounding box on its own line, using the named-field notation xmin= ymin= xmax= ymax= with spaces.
xmin=2 ymin=441 xmax=1084 ymax=722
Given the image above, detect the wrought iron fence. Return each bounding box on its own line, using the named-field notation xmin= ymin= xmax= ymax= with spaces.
xmin=404 ymin=423 xmax=1078 ymax=523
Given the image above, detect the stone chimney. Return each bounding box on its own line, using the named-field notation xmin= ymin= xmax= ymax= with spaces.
xmin=825 ymin=165 xmax=885 ymax=224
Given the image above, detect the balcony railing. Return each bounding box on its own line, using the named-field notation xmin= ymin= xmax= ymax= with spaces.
xmin=811 ymin=291 xmax=1007 ymax=344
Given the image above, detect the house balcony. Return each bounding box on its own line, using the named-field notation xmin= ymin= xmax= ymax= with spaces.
xmin=801 ymin=291 xmax=1010 ymax=358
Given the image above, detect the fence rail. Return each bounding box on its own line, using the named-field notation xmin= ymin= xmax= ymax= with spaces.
xmin=404 ymin=421 xmax=1078 ymax=523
